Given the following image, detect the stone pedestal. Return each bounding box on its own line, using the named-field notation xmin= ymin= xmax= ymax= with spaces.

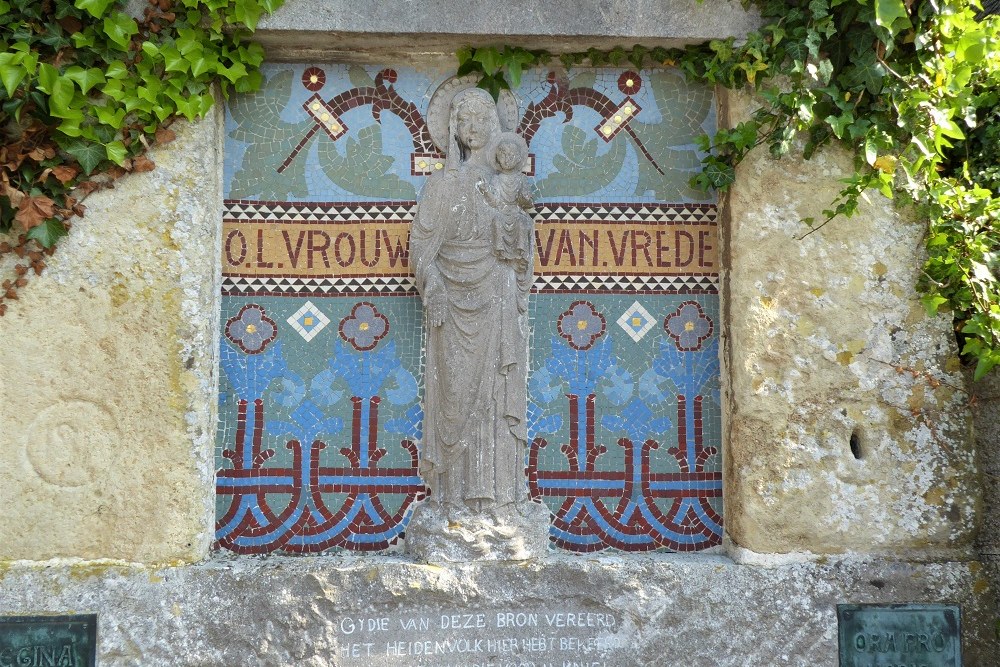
xmin=406 ymin=500 xmax=551 ymax=562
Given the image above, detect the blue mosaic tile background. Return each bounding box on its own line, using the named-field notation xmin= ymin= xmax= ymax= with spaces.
xmin=217 ymin=63 xmax=722 ymax=553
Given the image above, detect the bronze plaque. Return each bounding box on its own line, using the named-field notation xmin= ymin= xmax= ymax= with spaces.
xmin=838 ymin=604 xmax=961 ymax=667
xmin=0 ymin=614 xmax=97 ymax=667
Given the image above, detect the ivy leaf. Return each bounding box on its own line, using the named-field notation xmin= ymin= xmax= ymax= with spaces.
xmin=14 ymin=195 xmax=56 ymax=231
xmin=477 ymin=73 xmax=507 ymax=101
xmin=504 ymin=47 xmax=535 ymax=88
xmin=35 ymin=62 xmax=59 ymax=93
xmin=161 ymin=47 xmax=188 ymax=74
xmin=973 ymin=358 xmax=994 ymax=382
xmin=155 ymin=127 xmax=176 ymax=145
xmin=63 ymin=66 xmax=107 ymax=94
xmin=102 ymin=13 xmax=138 ymax=50
xmin=507 ymin=60 xmax=523 ymax=88
xmin=840 ymin=50 xmax=885 ymax=95
xmin=26 ymin=218 xmax=68 ymax=248
xmin=0 ymin=56 xmax=27 ymax=98
xmin=64 ymin=139 xmax=106 ymax=175
xmin=825 ymin=113 xmax=853 ymax=139
xmin=74 ymin=0 xmax=117 ymax=18
xmin=47 ymin=77 xmax=76 ymax=116
xmin=189 ymin=54 xmax=213 ymax=78
xmin=922 ymin=294 xmax=948 ymax=316
xmin=104 ymin=141 xmax=127 ymax=165
xmin=231 ymin=0 xmax=264 ymax=29
xmin=473 ymin=47 xmax=503 ymax=75
xmin=456 ymin=59 xmax=479 ymax=77
xmin=703 ymin=159 xmax=736 ymax=189
xmin=874 ymin=0 xmax=910 ymax=34
xmin=95 ymin=103 xmax=126 ymax=128
xmin=49 ymin=165 xmax=80 ymax=185
xmin=628 ymin=45 xmax=648 ymax=70
xmin=864 ymin=136 xmax=878 ymax=166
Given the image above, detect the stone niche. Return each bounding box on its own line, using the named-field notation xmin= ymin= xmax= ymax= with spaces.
xmin=0 ymin=1 xmax=997 ymax=665
xmin=216 ymin=62 xmax=723 ymax=559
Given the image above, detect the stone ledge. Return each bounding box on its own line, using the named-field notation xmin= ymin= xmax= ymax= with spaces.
xmin=0 ymin=554 xmax=996 ymax=665
xmin=255 ymin=0 xmax=761 ymax=60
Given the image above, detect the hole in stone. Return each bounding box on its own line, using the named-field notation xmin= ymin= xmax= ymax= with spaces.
xmin=849 ymin=429 xmax=863 ymax=460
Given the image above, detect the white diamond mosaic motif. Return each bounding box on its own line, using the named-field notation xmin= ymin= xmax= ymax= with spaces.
xmin=617 ymin=301 xmax=656 ymax=342
xmin=287 ymin=301 xmax=330 ymax=342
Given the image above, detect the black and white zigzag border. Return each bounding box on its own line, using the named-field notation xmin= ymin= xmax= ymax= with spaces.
xmin=222 ymin=274 xmax=718 ymax=297
xmin=532 ymin=274 xmax=718 ymax=293
xmin=223 ymin=200 xmax=716 ymax=224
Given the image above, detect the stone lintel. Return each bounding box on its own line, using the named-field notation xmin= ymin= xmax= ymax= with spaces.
xmin=256 ymin=0 xmax=761 ymax=60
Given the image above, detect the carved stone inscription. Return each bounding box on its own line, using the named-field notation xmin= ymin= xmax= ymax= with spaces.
xmin=334 ymin=608 xmax=620 ymax=666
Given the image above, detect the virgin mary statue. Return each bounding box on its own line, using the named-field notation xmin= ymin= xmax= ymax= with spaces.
xmin=407 ymin=80 xmax=548 ymax=560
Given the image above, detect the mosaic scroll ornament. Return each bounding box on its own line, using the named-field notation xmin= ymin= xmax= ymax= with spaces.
xmin=219 ymin=63 xmax=720 ymax=553
xmin=216 ymin=302 xmax=426 ymax=552
xmin=528 ymin=298 xmax=721 ymax=551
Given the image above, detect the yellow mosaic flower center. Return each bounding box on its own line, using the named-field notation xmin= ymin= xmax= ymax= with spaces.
xmin=626 ymin=79 xmax=634 ymax=87
xmin=303 ymin=317 xmax=314 ymax=326
xmin=684 ymin=321 xmax=695 ymax=331
xmin=577 ymin=319 xmax=588 ymax=330
xmin=309 ymin=75 xmax=319 ymax=83
xmin=359 ymin=322 xmax=370 ymax=331
xmin=246 ymin=324 xmax=257 ymax=334
xmin=632 ymin=317 xmax=642 ymax=327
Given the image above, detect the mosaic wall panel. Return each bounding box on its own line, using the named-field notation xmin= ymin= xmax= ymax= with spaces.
xmin=217 ymin=63 xmax=721 ymax=554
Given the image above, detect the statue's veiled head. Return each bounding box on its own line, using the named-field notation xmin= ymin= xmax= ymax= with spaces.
xmin=449 ymin=88 xmax=501 ymax=166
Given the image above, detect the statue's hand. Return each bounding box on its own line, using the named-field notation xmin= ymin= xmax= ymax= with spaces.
xmin=428 ymin=294 xmax=446 ymax=327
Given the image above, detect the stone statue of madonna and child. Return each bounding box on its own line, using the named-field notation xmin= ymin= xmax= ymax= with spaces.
xmin=406 ymin=76 xmax=550 ymax=561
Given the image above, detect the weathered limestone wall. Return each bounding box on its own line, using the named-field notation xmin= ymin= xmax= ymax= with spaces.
xmin=0 ymin=107 xmax=222 ymax=563
xmin=0 ymin=556 xmax=996 ymax=666
xmin=973 ymin=370 xmax=1000 ymax=593
xmin=722 ymin=89 xmax=980 ymax=555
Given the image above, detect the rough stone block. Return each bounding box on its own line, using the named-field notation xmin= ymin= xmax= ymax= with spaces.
xmin=722 ymin=90 xmax=979 ymax=554
xmin=0 ymin=111 xmax=222 ymax=563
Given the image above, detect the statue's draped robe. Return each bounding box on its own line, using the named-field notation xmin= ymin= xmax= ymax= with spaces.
xmin=411 ymin=165 xmax=529 ymax=507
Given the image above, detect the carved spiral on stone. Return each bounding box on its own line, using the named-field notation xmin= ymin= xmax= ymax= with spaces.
xmin=23 ymin=400 xmax=120 ymax=488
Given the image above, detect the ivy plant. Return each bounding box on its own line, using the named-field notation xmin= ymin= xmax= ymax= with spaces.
xmin=0 ymin=0 xmax=283 ymax=312
xmin=459 ymin=0 xmax=1000 ymax=378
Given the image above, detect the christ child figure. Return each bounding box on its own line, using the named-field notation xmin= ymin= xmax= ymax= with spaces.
xmin=480 ymin=132 xmax=535 ymax=311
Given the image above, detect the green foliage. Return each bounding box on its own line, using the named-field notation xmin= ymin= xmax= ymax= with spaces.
xmin=460 ymin=0 xmax=1000 ymax=377
xmin=0 ymin=0 xmax=281 ymax=310
xmin=683 ymin=0 xmax=1000 ymax=379
xmin=456 ymin=46 xmax=548 ymax=99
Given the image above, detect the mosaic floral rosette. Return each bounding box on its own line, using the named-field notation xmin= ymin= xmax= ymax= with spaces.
xmin=217 ymin=63 xmax=721 ymax=553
